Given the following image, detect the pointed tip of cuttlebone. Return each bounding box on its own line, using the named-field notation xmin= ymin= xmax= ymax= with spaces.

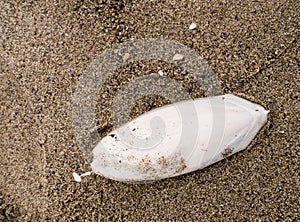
xmin=72 ymin=171 xmax=93 ymax=182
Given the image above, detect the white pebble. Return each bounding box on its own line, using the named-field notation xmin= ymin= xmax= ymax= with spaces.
xmin=72 ymin=172 xmax=82 ymax=182
xmin=189 ymin=22 xmax=196 ymax=30
xmin=173 ymin=54 xmax=184 ymax=61
xmin=158 ymin=70 xmax=164 ymax=76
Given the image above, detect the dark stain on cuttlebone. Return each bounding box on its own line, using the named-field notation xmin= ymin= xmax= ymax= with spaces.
xmin=137 ymin=152 xmax=187 ymax=181
xmin=222 ymin=147 xmax=234 ymax=158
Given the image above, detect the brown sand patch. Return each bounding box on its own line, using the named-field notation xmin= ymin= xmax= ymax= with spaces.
xmin=0 ymin=0 xmax=299 ymax=221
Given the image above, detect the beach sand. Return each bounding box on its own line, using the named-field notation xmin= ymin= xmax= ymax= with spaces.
xmin=0 ymin=0 xmax=299 ymax=221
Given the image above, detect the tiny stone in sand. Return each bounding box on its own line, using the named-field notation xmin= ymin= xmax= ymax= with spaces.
xmin=173 ymin=54 xmax=184 ymax=61
xmin=189 ymin=22 xmax=197 ymax=30
xmin=123 ymin=53 xmax=130 ymax=62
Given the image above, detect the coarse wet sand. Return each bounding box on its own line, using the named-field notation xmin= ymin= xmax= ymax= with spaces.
xmin=0 ymin=1 xmax=299 ymax=221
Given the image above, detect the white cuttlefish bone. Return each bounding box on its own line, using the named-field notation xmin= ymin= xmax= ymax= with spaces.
xmin=91 ymin=94 xmax=269 ymax=183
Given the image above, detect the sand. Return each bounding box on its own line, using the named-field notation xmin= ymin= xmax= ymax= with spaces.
xmin=0 ymin=0 xmax=299 ymax=221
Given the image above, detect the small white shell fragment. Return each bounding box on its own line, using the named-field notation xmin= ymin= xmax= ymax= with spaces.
xmin=189 ymin=22 xmax=197 ymax=30
xmin=92 ymin=94 xmax=268 ymax=183
xmin=72 ymin=172 xmax=82 ymax=182
xmin=173 ymin=54 xmax=184 ymax=61
xmin=158 ymin=70 xmax=164 ymax=76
